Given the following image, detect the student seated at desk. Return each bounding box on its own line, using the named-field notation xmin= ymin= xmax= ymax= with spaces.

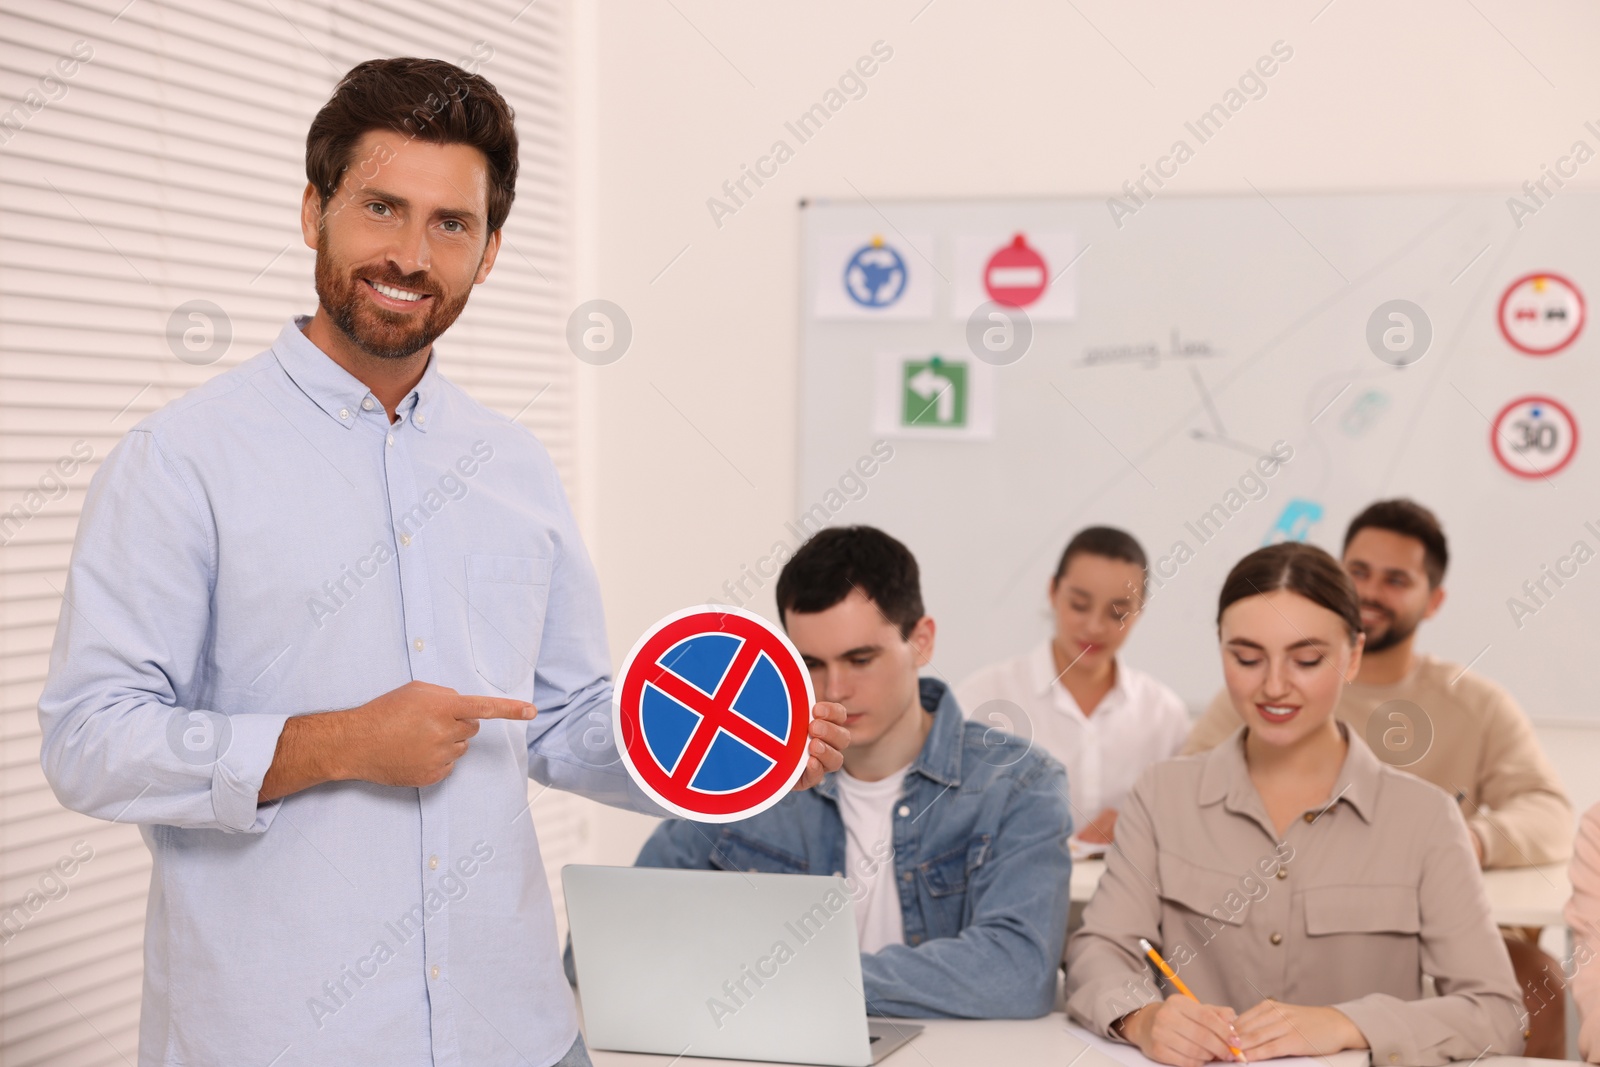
xmin=1066 ymin=542 xmax=1524 ymax=1067
xmin=1179 ymin=498 xmax=1572 ymax=1056
xmin=630 ymin=526 xmax=1073 ymax=1018
xmin=956 ymin=526 xmax=1188 ymax=844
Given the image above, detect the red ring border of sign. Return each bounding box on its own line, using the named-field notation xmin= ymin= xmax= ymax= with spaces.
xmin=1490 ymin=395 xmax=1579 ymax=480
xmin=1496 ymin=272 xmax=1586 ymax=356
xmin=614 ymin=605 xmax=815 ymax=823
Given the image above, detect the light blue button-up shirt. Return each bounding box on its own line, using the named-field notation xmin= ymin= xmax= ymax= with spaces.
xmin=38 ymin=316 xmax=661 ymax=1067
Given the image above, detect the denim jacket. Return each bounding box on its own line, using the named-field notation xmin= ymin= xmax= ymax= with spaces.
xmin=632 ymin=677 xmax=1074 ymax=1018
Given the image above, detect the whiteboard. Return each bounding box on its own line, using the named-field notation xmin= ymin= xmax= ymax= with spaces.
xmin=797 ymin=191 xmax=1599 ymax=724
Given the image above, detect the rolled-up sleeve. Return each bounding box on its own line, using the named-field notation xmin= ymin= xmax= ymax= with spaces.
xmin=38 ymin=430 xmax=286 ymax=833
xmin=1469 ymin=684 xmax=1573 ymax=868
xmin=1333 ymin=803 xmax=1525 ymax=1065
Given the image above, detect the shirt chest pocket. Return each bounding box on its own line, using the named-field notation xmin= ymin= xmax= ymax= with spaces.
xmin=1156 ymin=853 xmax=1260 ymax=930
xmin=465 ymin=554 xmax=553 ymax=696
xmin=1303 ymin=884 xmax=1420 ymax=937
xmin=918 ymin=834 xmax=992 ymax=898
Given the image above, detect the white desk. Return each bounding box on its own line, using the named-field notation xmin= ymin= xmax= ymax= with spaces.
xmin=587 ymin=1013 xmax=1370 ymax=1067
xmin=586 ymin=1011 xmax=1556 ymax=1067
xmin=1069 ymin=859 xmax=1572 ymax=929
xmin=1483 ymin=864 xmax=1573 ymax=928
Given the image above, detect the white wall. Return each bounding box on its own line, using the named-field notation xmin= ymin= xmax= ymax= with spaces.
xmin=571 ymin=0 xmax=1600 ymax=864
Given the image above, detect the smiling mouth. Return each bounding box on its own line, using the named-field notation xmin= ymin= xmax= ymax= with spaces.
xmin=1257 ymin=703 xmax=1300 ymax=723
xmin=363 ymin=278 xmax=432 ymax=308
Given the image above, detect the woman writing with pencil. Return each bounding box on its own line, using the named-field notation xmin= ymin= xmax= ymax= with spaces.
xmin=1065 ymin=543 xmax=1525 ymax=1067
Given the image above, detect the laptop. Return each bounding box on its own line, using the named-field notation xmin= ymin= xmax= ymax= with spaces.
xmin=563 ymin=865 xmax=923 ymax=1066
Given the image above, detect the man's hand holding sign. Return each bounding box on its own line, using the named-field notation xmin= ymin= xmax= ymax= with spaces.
xmin=616 ymin=606 xmax=843 ymax=822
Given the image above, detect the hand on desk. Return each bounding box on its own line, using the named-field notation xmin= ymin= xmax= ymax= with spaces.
xmin=1118 ymin=995 xmax=1240 ymax=1067
xmin=793 ymin=701 xmax=849 ymax=791
xmin=1233 ymin=1000 xmax=1366 ymax=1060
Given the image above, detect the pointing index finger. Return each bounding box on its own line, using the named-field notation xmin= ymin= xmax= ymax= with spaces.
xmin=458 ymin=697 xmax=537 ymax=720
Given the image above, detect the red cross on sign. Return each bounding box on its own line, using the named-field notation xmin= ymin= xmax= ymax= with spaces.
xmin=615 ymin=606 xmax=815 ymax=822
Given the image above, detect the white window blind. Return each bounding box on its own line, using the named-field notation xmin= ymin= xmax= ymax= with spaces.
xmin=0 ymin=2 xmax=583 ymax=1063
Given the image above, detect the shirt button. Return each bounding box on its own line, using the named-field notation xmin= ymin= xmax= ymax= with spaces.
xmin=428 ymin=855 xmax=439 ymax=870
xmin=387 ymin=433 xmax=395 ymax=447
xmin=431 ymin=965 xmax=440 ymax=980
xmin=413 ymin=638 xmax=425 ymax=652
xmin=1276 ymin=867 xmax=1288 ymax=880
xmin=897 ymin=805 xmax=911 ymax=817
xmin=416 ymin=413 xmax=426 ymax=424
xmin=338 ymin=408 xmax=350 ymax=419
xmin=832 ymin=870 xmax=843 ymax=877
xmin=400 ymin=533 xmax=412 ymax=546
xmin=362 ymin=397 xmax=374 ymax=410
xmin=1303 ymin=812 xmax=1315 ymax=823
xmin=1389 ymin=1056 xmax=1400 ymax=1064
xmin=909 ymin=934 xmax=922 ymax=945
xmin=901 ymin=871 xmax=913 ymax=883
xmin=1269 ymin=932 xmax=1283 ymax=945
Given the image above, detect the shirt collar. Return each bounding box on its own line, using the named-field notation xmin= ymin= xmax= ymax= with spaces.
xmin=1197 ymin=719 xmax=1379 ymax=825
xmin=907 ymin=677 xmax=964 ymax=788
xmin=271 ymin=314 xmax=439 ymax=432
xmin=1028 ymin=639 xmax=1128 ymax=713
xmin=1028 ymin=639 xmax=1058 ymax=696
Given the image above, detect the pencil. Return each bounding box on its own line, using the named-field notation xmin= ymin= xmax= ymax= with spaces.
xmin=1139 ymin=937 xmax=1248 ymax=1064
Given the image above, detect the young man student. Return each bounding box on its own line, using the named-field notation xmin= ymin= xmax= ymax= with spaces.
xmin=957 ymin=526 xmax=1189 ymax=846
xmin=1181 ymin=497 xmax=1573 ymax=1056
xmin=626 ymin=526 xmax=1074 ymax=1018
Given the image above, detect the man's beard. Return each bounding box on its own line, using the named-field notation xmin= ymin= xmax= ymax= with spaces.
xmin=1360 ymin=601 xmax=1421 ymax=654
xmin=313 ymin=239 xmax=473 ymax=361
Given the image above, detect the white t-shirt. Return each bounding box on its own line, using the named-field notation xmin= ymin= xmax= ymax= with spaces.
xmin=955 ymin=642 xmax=1190 ymax=823
xmin=833 ymin=766 xmax=909 ymax=954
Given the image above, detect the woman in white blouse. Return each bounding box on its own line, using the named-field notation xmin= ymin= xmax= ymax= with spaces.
xmin=956 ymin=526 xmax=1189 ymax=843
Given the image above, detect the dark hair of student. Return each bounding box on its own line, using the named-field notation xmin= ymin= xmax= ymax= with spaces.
xmin=1342 ymin=498 xmax=1449 ymax=589
xmin=776 ymin=526 xmax=924 ymax=638
xmin=306 ymin=57 xmax=519 ymax=233
xmin=1216 ymin=542 xmax=1363 ymax=643
xmin=1051 ymin=526 xmax=1149 ymax=593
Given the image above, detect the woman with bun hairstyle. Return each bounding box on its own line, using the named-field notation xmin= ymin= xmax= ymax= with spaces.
xmin=1065 ymin=542 xmax=1524 ymax=1067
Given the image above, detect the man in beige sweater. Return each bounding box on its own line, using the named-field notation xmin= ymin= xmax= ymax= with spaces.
xmin=1182 ymin=498 xmax=1573 ymax=1055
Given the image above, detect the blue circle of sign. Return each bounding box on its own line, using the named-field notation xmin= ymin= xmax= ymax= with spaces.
xmin=843 ymin=243 xmax=908 ymax=308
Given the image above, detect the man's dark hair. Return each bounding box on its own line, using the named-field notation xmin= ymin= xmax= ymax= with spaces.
xmin=775 ymin=526 xmax=924 ymax=638
xmin=306 ymin=57 xmax=518 ymax=233
xmin=1343 ymin=498 xmax=1449 ymax=588
xmin=1052 ymin=525 xmax=1148 ymax=591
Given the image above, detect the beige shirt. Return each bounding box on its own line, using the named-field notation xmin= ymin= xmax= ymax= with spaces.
xmin=1065 ymin=724 xmax=1525 ymax=1066
xmin=1180 ymin=653 xmax=1572 ymax=868
xmin=955 ymin=644 xmax=1190 ymax=821
xmin=1566 ymin=802 xmax=1600 ymax=1062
